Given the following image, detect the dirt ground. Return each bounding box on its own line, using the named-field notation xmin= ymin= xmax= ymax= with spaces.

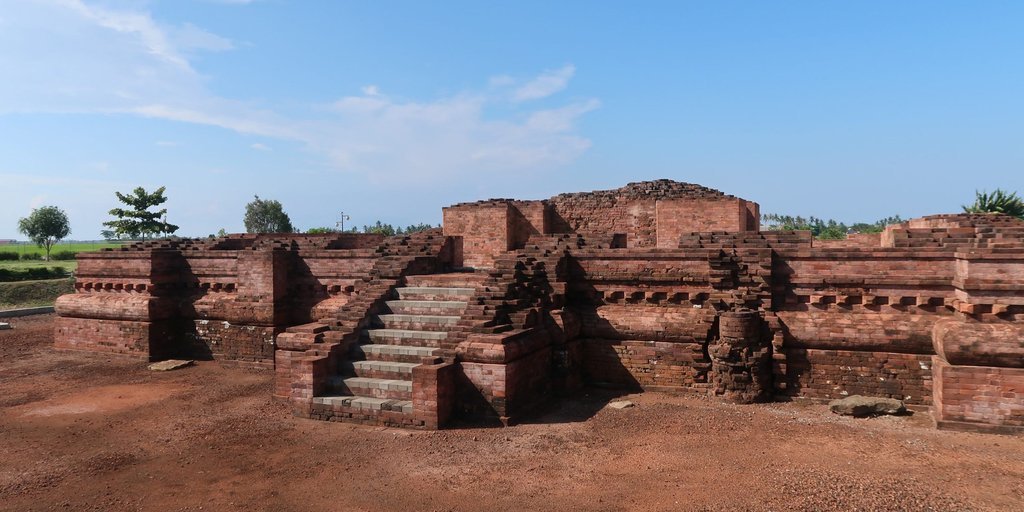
xmin=2 ymin=315 xmax=1023 ymax=512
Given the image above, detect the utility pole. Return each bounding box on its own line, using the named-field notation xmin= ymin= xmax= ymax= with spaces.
xmin=336 ymin=212 xmax=351 ymax=233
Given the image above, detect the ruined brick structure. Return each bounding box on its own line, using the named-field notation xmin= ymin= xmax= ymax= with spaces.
xmin=55 ymin=180 xmax=1024 ymax=434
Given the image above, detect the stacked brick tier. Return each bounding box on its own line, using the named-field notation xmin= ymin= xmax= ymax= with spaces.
xmin=56 ymin=232 xmax=442 ymax=367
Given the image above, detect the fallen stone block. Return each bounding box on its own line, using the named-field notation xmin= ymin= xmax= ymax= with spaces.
xmin=0 ymin=322 xmax=10 ymax=330
xmin=607 ymin=400 xmax=635 ymax=410
xmin=829 ymin=395 xmax=906 ymax=417
xmin=148 ymin=359 xmax=194 ymax=372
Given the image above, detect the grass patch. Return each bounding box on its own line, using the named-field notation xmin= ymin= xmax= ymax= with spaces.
xmin=0 ymin=278 xmax=74 ymax=309
xmin=0 ymin=241 xmax=123 ymax=260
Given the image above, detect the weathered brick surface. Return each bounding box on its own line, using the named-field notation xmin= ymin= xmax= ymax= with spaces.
xmin=710 ymin=310 xmax=771 ymax=403
xmin=933 ymin=357 xmax=1024 ymax=433
xmin=783 ymin=349 xmax=933 ymax=405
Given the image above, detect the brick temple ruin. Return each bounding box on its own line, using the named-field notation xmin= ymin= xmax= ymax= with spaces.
xmin=54 ymin=180 xmax=1024 ymax=433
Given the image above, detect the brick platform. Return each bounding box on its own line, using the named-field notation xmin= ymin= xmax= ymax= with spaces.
xmin=54 ymin=181 xmax=1024 ymax=433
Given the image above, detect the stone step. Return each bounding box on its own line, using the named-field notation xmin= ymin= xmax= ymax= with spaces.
xmin=364 ymin=328 xmax=447 ymax=347
xmin=385 ymin=300 xmax=468 ymax=315
xmin=397 ymin=286 xmax=476 ymax=301
xmin=405 ymin=273 xmax=487 ymax=289
xmin=330 ymin=376 xmax=412 ymax=400
xmin=311 ymin=396 xmax=413 ymax=414
xmin=376 ymin=313 xmax=460 ymax=332
xmin=352 ymin=343 xmax=440 ymax=363
xmin=339 ymin=360 xmax=419 ymax=380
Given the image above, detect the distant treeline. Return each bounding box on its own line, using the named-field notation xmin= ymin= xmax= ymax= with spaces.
xmin=306 ymin=221 xmax=438 ymax=236
xmin=761 ymin=214 xmax=903 ymax=240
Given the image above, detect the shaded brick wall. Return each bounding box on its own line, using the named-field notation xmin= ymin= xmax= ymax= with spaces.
xmin=579 ymin=338 xmax=709 ymax=391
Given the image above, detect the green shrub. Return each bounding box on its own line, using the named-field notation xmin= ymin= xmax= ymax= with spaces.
xmin=0 ymin=252 xmax=19 ymax=261
xmin=0 ymin=267 xmax=69 ymax=282
xmin=52 ymin=250 xmax=77 ymax=260
xmin=20 ymin=252 xmax=42 ymax=261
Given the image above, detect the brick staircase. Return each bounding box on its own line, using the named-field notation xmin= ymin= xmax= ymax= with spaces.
xmin=312 ymin=273 xmax=483 ymax=423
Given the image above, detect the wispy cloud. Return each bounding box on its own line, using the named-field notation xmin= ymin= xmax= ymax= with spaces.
xmin=2 ymin=2 xmax=597 ymax=182
xmin=512 ymin=65 xmax=576 ymax=102
xmin=250 ymin=143 xmax=271 ymax=151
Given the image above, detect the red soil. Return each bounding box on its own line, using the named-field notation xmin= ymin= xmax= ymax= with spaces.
xmin=2 ymin=315 xmax=1023 ymax=512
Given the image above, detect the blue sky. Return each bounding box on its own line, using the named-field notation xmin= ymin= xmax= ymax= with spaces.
xmin=2 ymin=0 xmax=1022 ymax=239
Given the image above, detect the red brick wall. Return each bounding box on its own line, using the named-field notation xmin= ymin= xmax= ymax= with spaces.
xmin=776 ymin=311 xmax=947 ymax=354
xmin=458 ymin=346 xmax=556 ymax=422
xmin=54 ymin=317 xmax=172 ymax=360
xmin=549 ymin=196 xmax=658 ymax=247
xmin=508 ymin=200 xmax=547 ymax=249
xmin=188 ymin=320 xmax=277 ymax=367
xmin=655 ymin=198 xmax=755 ymax=248
xmin=933 ymin=358 xmax=1024 ymax=432
xmin=576 ymin=305 xmax=714 ymax=342
xmin=442 ymin=202 xmax=511 ymax=268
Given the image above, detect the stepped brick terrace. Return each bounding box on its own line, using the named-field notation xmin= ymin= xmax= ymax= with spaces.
xmin=54 ymin=180 xmax=1024 ymax=433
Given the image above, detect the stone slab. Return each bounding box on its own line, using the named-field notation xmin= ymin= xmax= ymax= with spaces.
xmin=0 ymin=306 xmax=55 ymax=318
xmin=148 ymin=359 xmax=195 ymax=372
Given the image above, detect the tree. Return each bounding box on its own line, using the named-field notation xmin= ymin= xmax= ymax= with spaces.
xmin=307 ymin=227 xmax=339 ymax=234
xmin=963 ymin=189 xmax=1024 ymax=219
xmin=103 ymin=186 xmax=179 ymax=240
xmin=100 ymin=229 xmax=118 ymax=241
xmin=362 ymin=221 xmax=396 ymax=236
xmin=244 ymin=195 xmax=294 ymax=233
xmin=401 ymin=223 xmax=437 ymax=234
xmin=18 ymin=206 xmax=71 ymax=261
xmin=358 ymin=221 xmax=437 ymax=236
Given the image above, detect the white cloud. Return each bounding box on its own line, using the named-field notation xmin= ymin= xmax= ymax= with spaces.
xmin=169 ymin=22 xmax=235 ymax=52
xmin=1 ymin=2 xmax=597 ymax=182
xmin=250 ymin=143 xmax=271 ymax=151
xmin=29 ymin=195 xmax=48 ymax=209
xmin=512 ymin=64 xmax=576 ymax=102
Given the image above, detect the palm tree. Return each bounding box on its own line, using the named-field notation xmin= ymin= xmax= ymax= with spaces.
xmin=963 ymin=189 xmax=1024 ymax=219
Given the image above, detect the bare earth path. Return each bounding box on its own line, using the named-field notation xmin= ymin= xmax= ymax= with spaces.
xmin=2 ymin=315 xmax=1023 ymax=512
